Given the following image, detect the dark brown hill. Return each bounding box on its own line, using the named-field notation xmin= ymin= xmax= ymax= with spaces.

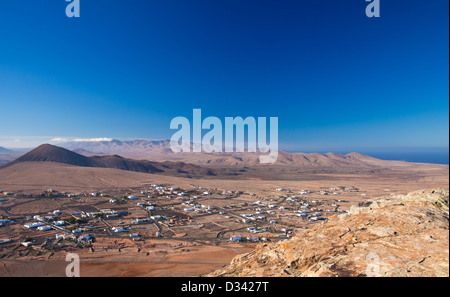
xmin=2 ymin=144 xmax=216 ymax=177
xmin=8 ymin=144 xmax=95 ymax=167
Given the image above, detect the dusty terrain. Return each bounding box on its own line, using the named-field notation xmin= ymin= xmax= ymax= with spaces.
xmin=0 ymin=153 xmax=448 ymax=277
xmin=0 ymin=158 xmax=447 ymax=194
xmin=0 ymin=238 xmax=254 ymax=277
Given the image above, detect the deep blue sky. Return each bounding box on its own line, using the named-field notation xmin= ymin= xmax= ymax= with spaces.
xmin=0 ymin=0 xmax=448 ymax=155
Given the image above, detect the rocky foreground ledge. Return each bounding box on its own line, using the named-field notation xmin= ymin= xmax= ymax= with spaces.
xmin=208 ymin=189 xmax=449 ymax=277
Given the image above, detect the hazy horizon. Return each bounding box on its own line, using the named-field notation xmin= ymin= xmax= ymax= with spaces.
xmin=1 ymin=136 xmax=448 ymax=165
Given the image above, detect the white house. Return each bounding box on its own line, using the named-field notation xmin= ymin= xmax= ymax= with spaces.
xmin=112 ymin=227 xmax=127 ymax=233
xmin=230 ymin=235 xmax=241 ymax=242
xmin=247 ymin=237 xmax=259 ymax=242
xmin=37 ymin=225 xmax=52 ymax=231
xmin=132 ymin=218 xmax=150 ymax=224
xmin=77 ymin=235 xmax=93 ymax=242
xmin=24 ymin=222 xmax=44 ymax=229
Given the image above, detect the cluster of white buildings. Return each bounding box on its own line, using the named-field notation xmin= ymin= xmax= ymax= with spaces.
xmin=240 ymin=213 xmax=267 ymax=223
xmin=19 ymin=208 xmax=99 ymax=245
xmin=23 ymin=211 xmax=68 ymax=231
xmin=246 ymin=226 xmax=271 ymax=234
xmin=182 ymin=201 xmax=215 ymax=213
xmin=229 ymin=234 xmax=269 ymax=242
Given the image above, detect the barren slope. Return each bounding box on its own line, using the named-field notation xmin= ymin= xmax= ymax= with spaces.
xmin=2 ymin=144 xmax=218 ymax=178
xmin=209 ymin=189 xmax=450 ymax=277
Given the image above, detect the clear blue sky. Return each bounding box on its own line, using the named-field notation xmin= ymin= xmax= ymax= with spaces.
xmin=0 ymin=0 xmax=448 ymax=153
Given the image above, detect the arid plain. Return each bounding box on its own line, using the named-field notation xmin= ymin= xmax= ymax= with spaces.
xmin=0 ymin=141 xmax=448 ymax=277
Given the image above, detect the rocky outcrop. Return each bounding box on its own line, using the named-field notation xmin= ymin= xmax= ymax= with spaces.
xmin=209 ymin=189 xmax=449 ymax=277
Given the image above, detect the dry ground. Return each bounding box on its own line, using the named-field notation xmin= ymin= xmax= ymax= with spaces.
xmin=0 ymin=161 xmax=448 ymax=277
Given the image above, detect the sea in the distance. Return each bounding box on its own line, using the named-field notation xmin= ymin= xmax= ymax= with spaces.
xmin=298 ymin=149 xmax=449 ymax=165
xmin=363 ymin=151 xmax=449 ymax=165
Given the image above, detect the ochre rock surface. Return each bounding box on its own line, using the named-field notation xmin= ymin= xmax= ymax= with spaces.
xmin=208 ymin=189 xmax=449 ymax=277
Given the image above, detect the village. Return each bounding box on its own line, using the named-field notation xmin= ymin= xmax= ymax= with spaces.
xmin=0 ymin=183 xmax=370 ymax=259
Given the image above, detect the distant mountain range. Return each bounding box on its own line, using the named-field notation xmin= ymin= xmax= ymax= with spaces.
xmin=1 ymin=142 xmax=448 ymax=181
xmin=0 ymin=147 xmax=13 ymax=154
xmin=2 ymin=139 xmax=446 ymax=166
xmin=60 ymin=139 xmax=173 ymax=157
xmin=57 ymin=139 xmax=388 ymax=167
xmin=0 ymin=147 xmax=22 ymax=166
